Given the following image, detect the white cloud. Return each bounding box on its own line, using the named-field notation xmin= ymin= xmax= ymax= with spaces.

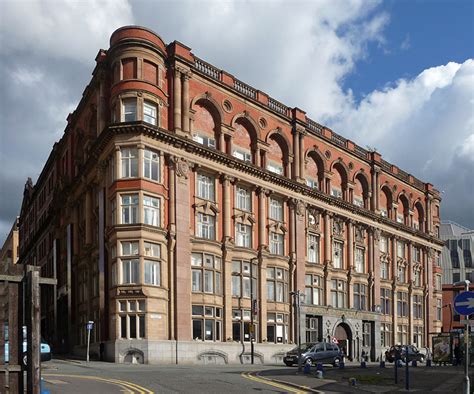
xmin=11 ymin=67 xmax=43 ymax=86
xmin=459 ymin=134 xmax=474 ymax=162
xmin=0 ymin=0 xmax=134 ymax=63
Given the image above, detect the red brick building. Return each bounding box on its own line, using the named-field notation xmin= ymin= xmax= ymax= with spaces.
xmin=18 ymin=26 xmax=444 ymax=364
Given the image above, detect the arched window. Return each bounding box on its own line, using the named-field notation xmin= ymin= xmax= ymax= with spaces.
xmin=306 ymin=152 xmax=324 ymax=190
xmin=266 ymin=134 xmax=289 ymax=176
xmin=353 ymin=173 xmax=369 ymax=208
xmin=192 ymin=101 xmax=220 ymax=149
xmin=414 ymin=201 xmax=425 ymax=231
xmin=233 ymin=119 xmax=254 ymax=163
xmin=331 ymin=163 xmax=347 ymax=200
xmin=397 ymin=194 xmax=410 ymax=225
xmin=380 ymin=186 xmax=392 ymax=218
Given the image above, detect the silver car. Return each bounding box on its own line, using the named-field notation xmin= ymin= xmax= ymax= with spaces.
xmin=301 ymin=342 xmax=343 ymax=366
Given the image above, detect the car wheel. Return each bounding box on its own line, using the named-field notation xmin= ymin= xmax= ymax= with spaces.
xmin=332 ymin=357 xmax=341 ymax=367
xmin=306 ymin=358 xmax=315 ymax=366
xmin=284 ymin=361 xmax=293 ymax=367
xmin=420 ymin=355 xmax=425 ymax=363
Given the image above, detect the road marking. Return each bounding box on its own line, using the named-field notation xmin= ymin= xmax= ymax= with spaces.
xmin=43 ymin=379 xmax=68 ymax=384
xmin=43 ymin=373 xmax=154 ymax=393
xmin=241 ymin=371 xmax=321 ymax=393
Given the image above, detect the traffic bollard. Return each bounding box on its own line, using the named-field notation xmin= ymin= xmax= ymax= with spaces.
xmin=304 ymin=361 xmax=311 ymax=374
xmin=339 ymin=356 xmax=345 ymax=369
xmin=316 ymin=363 xmax=324 ymax=372
xmin=349 ymin=377 xmax=357 ymax=386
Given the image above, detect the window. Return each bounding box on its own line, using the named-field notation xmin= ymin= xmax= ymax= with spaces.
xmin=269 ymin=198 xmax=283 ymax=221
xmin=121 ymin=194 xmax=138 ymax=224
xmin=144 ymin=242 xmax=160 ymax=258
xmin=305 ymin=316 xmax=320 ymax=343
xmin=462 ymin=239 xmax=472 ymax=267
xmin=436 ymin=299 xmax=442 ymax=320
xmin=381 ymin=323 xmax=392 ymax=347
xmin=413 ymin=246 xmax=421 ymax=263
xmin=397 ymin=292 xmax=408 ymax=317
xmin=355 ymin=247 xmax=365 ymax=273
xmin=193 ymin=134 xmax=216 ymax=148
xmin=192 ymin=253 xmax=221 ymax=295
xmin=122 ymin=259 xmax=139 ymax=284
xmin=143 ymin=149 xmax=160 ymax=181
xmin=231 ymin=260 xmax=257 ymax=298
xmin=267 ymin=267 xmax=288 ymax=303
xmin=235 ymin=223 xmax=252 ymax=248
xmin=269 ymin=232 xmax=284 ymax=255
xmin=307 ymin=234 xmax=320 ymax=263
xmin=144 ymin=260 xmax=160 ymax=286
xmin=435 ymin=275 xmax=442 ymax=291
xmin=331 ymin=188 xmax=342 ymax=199
xmin=333 ymin=241 xmax=343 ymax=269
xmin=353 ymin=283 xmax=367 ymax=310
xmin=380 ymin=288 xmax=391 ymax=315
xmin=111 ymin=198 xmax=116 ymax=225
xmin=143 ymin=101 xmax=157 ymax=125
xmin=362 ymin=322 xmax=371 ymax=347
xmin=380 ymin=236 xmax=388 ymax=253
xmin=120 ymin=147 xmax=138 ymax=178
xmin=397 ymin=324 xmax=408 ymax=345
xmin=119 ymin=300 xmax=145 ymax=339
xmin=397 ymin=215 xmax=404 ymax=224
xmin=197 ymin=173 xmax=215 ymax=201
xmin=267 ymin=162 xmax=283 ymax=175
xmin=192 ymin=305 xmax=222 ymax=341
xmin=331 ymin=279 xmax=346 ymax=308
xmin=196 ymin=213 xmax=215 ymax=240
xmin=413 ymin=294 xmax=423 ymax=319
xmin=121 ymin=241 xmax=139 ymax=256
xmin=143 ymin=195 xmax=160 ymax=226
xmin=111 ymin=262 xmax=117 ymax=286
xmin=305 ymin=274 xmax=323 ymax=305
xmin=380 ymin=208 xmax=388 ymax=218
xmin=236 ymin=187 xmax=251 ymax=211
xmin=381 ymin=260 xmax=389 ymax=280
xmin=453 ymin=272 xmax=460 ymax=283
xmin=267 ymin=313 xmax=288 ymax=343
xmin=353 ymin=197 xmax=364 ymax=208
xmin=232 ymin=309 xmax=255 ymax=342
xmin=398 ymin=263 xmax=406 ymax=283
xmin=122 ymin=98 xmax=137 ymax=122
xmin=306 ymin=178 xmax=318 ymax=189
xmin=413 ymin=326 xmax=423 ymax=348
xmin=397 ymin=241 xmax=405 ymax=258
xmin=233 ymin=149 xmax=251 ymax=162
xmin=413 ymin=269 xmax=421 ymax=287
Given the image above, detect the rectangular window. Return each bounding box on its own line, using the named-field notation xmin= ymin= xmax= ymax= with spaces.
xmin=143 ymin=101 xmax=157 ymax=125
xmin=362 ymin=322 xmax=371 ymax=347
xmin=397 ymin=291 xmax=408 ymax=317
xmin=397 ymin=324 xmax=408 ymax=345
xmin=397 ymin=241 xmax=404 ymax=258
xmin=353 ymin=283 xmax=367 ymax=311
xmin=330 ymin=279 xmax=346 ymax=308
xmin=330 ymin=188 xmax=342 ymax=199
xmin=196 ymin=213 xmax=215 ymax=240
xmin=121 ymin=194 xmax=138 ymax=224
xmin=122 ymin=259 xmax=139 ymax=284
xmin=143 ymin=149 xmax=160 ymax=181
xmin=266 ymin=267 xmax=288 ymax=303
xmin=269 ymin=232 xmax=284 ymax=255
xmin=436 ymin=299 xmax=442 ymax=320
xmin=307 ymin=234 xmax=319 ymax=263
xmin=121 ymin=241 xmax=139 ymax=256
xmin=353 ymin=197 xmax=364 ymax=208
xmin=144 ymin=260 xmax=160 ymax=285
xmin=235 ymin=223 xmax=252 ymax=248
xmin=191 ymin=254 xmax=221 ymax=295
xmin=413 ymin=294 xmax=423 ymax=319
xmin=122 ymin=98 xmax=137 ymax=122
xmin=143 ymin=195 xmax=160 ymax=226
xmin=305 ymin=274 xmax=323 ymax=306
xmin=398 ymin=263 xmax=406 ymax=283
xmin=267 ymin=162 xmax=283 ymax=175
xmin=333 ymin=241 xmax=343 ymax=269
xmin=355 ymin=247 xmax=365 ymax=273
xmin=306 ymin=178 xmax=318 ymax=189
xmin=269 ymin=198 xmax=283 ymax=221
xmin=193 ymin=134 xmax=216 ymax=148
xmin=144 ymin=242 xmax=160 ymax=258
xmin=381 ymin=260 xmax=389 ymax=280
xmin=236 ymin=187 xmax=251 ymax=211
xmin=192 ymin=269 xmax=202 ymax=292
xmin=380 ymin=288 xmax=391 ymax=315
xmin=120 ymin=147 xmax=138 ymax=178
xmin=233 ymin=149 xmax=251 ymax=162
xmin=435 ymin=275 xmax=442 ymax=291
xmin=380 ymin=236 xmax=388 ymax=253
xmin=381 ymin=323 xmax=392 ymax=347
xmin=197 ymin=174 xmax=215 ymax=201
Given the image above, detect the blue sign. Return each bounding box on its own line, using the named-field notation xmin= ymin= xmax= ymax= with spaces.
xmin=86 ymin=322 xmax=94 ymax=331
xmin=454 ymin=291 xmax=474 ymax=316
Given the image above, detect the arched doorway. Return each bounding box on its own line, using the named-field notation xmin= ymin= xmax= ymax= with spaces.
xmin=335 ymin=323 xmax=353 ymax=360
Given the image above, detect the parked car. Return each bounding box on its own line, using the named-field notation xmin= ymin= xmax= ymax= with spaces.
xmin=385 ymin=345 xmax=425 ymax=363
xmin=4 ymin=325 xmax=51 ymax=365
xmin=284 ymin=342 xmax=343 ymax=367
xmin=283 ymin=343 xmax=315 ymax=366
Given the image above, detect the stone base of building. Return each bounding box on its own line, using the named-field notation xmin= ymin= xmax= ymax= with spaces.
xmin=74 ymin=341 xmax=294 ymax=365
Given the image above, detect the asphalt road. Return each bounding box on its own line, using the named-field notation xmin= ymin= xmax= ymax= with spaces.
xmin=41 ymin=360 xmax=297 ymax=394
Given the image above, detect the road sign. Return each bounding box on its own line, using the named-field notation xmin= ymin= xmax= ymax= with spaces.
xmin=332 ymin=337 xmax=339 ymax=344
xmin=86 ymin=321 xmax=94 ymax=331
xmin=454 ymin=291 xmax=474 ymax=315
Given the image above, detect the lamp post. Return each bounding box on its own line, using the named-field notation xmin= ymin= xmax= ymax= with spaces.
xmin=454 ymin=280 xmax=471 ymax=394
xmin=290 ymin=290 xmax=304 ymax=372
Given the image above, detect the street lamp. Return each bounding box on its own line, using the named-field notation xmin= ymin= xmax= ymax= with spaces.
xmin=290 ymin=290 xmax=305 ymax=372
xmin=454 ymin=280 xmax=471 ymax=394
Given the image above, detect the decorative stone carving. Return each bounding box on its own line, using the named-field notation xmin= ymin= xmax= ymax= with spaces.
xmin=355 ymin=226 xmax=365 ymax=243
xmin=333 ymin=217 xmax=344 ymax=236
xmin=325 ymin=150 xmax=331 ymax=159
xmin=176 ymin=158 xmax=190 ymax=179
xmin=373 ymin=227 xmax=381 ymax=242
xmin=296 ymin=200 xmax=305 ymax=217
xmin=307 ymin=208 xmax=321 ymax=230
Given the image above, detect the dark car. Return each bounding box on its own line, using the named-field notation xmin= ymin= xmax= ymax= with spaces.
xmin=283 ymin=343 xmax=315 ymax=366
xmin=385 ymin=345 xmax=425 ymax=363
xmin=284 ymin=342 xmax=343 ymax=367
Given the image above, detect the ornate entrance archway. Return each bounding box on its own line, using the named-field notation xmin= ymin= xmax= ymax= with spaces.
xmin=335 ymin=323 xmax=353 ymax=360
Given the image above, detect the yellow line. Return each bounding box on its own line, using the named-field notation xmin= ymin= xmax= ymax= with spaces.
xmin=43 ymin=373 xmax=154 ymax=393
xmin=241 ymin=371 xmax=313 ymax=394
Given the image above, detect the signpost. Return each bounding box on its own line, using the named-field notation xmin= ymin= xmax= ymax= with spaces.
xmin=453 ymin=289 xmax=473 ymax=394
xmin=86 ymin=321 xmax=94 ymax=363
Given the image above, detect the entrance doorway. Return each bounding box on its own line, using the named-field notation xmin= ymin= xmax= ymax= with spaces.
xmin=335 ymin=323 xmax=353 ymax=360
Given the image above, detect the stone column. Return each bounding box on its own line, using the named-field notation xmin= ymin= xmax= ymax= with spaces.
xmin=172 ymin=157 xmax=191 ymax=341
xmin=257 ymin=188 xmax=267 ymax=249
xmin=391 ymin=236 xmax=398 ymax=345
xmin=137 ymin=144 xmax=144 ymax=179
xmin=372 ymin=229 xmax=381 ymax=310
xmin=299 ymin=132 xmax=305 ymax=181
xmin=425 ymin=195 xmax=432 ymax=234
xmin=425 ymin=248 xmax=434 ymax=347
xmin=347 ymin=220 xmax=354 ymax=308
xmin=323 ymin=211 xmax=332 ymax=304
xmin=222 ymin=175 xmax=232 ymax=240
xmin=85 ymin=189 xmax=92 ymax=245
xmin=258 ymin=255 xmax=267 ymax=342
xmin=294 ymin=201 xmax=306 ymax=294
xmin=173 ymin=67 xmax=182 ymax=131
xmin=407 ymin=242 xmax=414 ymax=344
xmin=219 ymin=132 xmax=226 ymax=154
xmin=182 ymin=72 xmax=190 ymax=133
xmin=292 ymin=129 xmax=300 ymax=180
xmin=167 ymin=156 xmax=176 ymax=340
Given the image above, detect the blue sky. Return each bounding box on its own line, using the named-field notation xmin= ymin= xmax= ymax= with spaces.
xmin=345 ymin=0 xmax=474 ymax=99
xmin=0 ymin=0 xmax=473 ymax=244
